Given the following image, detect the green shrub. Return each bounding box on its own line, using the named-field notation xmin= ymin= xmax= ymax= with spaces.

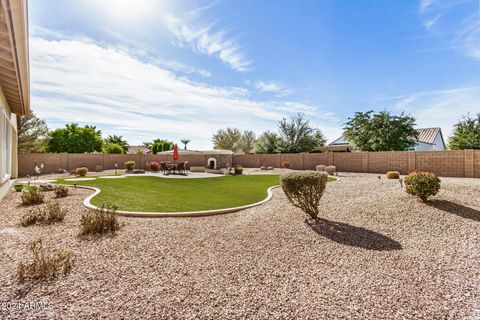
xmin=20 ymin=186 xmax=45 ymax=206
xmin=104 ymin=143 xmax=124 ymax=154
xmin=15 ymin=238 xmax=75 ymax=283
xmin=75 ymin=167 xmax=88 ymax=176
xmin=325 ymin=166 xmax=336 ymax=175
xmin=281 ymin=171 xmax=328 ymax=219
xmin=125 ymin=160 xmax=135 ymax=171
xmin=54 ymin=185 xmax=69 ymax=198
xmin=14 ymin=184 xmax=24 ymax=192
xmin=404 ymin=171 xmax=441 ymax=202
xmin=316 ymin=165 xmax=326 ymax=172
xmin=20 ymin=200 xmax=67 ymax=226
xmin=386 ymin=171 xmax=400 ymax=179
xmin=79 ymin=203 xmax=123 ymax=236
xmin=234 ymin=165 xmax=243 ymax=175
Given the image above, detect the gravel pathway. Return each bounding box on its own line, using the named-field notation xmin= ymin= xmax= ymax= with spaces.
xmin=0 ymin=173 xmax=479 ymax=319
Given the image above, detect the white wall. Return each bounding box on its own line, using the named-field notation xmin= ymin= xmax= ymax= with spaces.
xmin=415 ymin=142 xmax=434 ymax=151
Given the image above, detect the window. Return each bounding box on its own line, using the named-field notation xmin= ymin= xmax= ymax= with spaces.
xmin=0 ymin=106 xmax=13 ymax=182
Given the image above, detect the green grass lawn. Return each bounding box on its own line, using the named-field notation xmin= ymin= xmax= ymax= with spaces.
xmin=56 ymin=174 xmax=336 ymax=212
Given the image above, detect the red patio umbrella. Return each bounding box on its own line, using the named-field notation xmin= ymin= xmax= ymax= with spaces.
xmin=173 ymin=144 xmax=179 ymax=162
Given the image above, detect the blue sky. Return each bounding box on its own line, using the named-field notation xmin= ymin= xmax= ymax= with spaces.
xmin=28 ymin=0 xmax=480 ymax=149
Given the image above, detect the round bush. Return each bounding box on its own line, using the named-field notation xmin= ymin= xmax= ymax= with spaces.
xmin=149 ymin=161 xmax=160 ymax=172
xmin=104 ymin=143 xmax=124 ymax=154
xmin=75 ymin=167 xmax=88 ymax=176
xmin=282 ymin=161 xmax=290 ymax=168
xmin=125 ymin=161 xmax=135 ymax=171
xmin=404 ymin=171 xmax=440 ymax=202
xmin=325 ymin=166 xmax=336 ymax=175
xmin=316 ymin=165 xmax=326 ymax=172
xmin=386 ymin=171 xmax=400 ymax=179
xmin=234 ymin=165 xmax=243 ymax=175
xmin=281 ymin=171 xmax=328 ymax=219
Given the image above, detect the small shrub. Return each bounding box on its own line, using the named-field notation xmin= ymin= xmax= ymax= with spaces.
xmin=325 ymin=165 xmax=336 ymax=175
xmin=39 ymin=183 xmax=54 ymax=192
xmin=149 ymin=161 xmax=160 ymax=172
xmin=54 ymin=185 xmax=69 ymax=198
xmin=20 ymin=200 xmax=67 ymax=226
xmin=125 ymin=160 xmax=135 ymax=171
xmin=15 ymin=238 xmax=75 ymax=283
xmin=316 ymin=165 xmax=326 ymax=172
xmin=282 ymin=161 xmax=290 ymax=168
xmin=79 ymin=202 xmax=123 ymax=236
xmin=234 ymin=165 xmax=243 ymax=175
xmin=21 ymin=186 xmax=45 ymax=206
xmin=95 ymin=165 xmax=103 ymax=172
xmin=386 ymin=171 xmax=400 ymax=179
xmin=14 ymin=184 xmax=24 ymax=192
xmin=75 ymin=167 xmax=88 ymax=176
xmin=281 ymin=171 xmax=328 ymax=219
xmin=404 ymin=171 xmax=441 ymax=202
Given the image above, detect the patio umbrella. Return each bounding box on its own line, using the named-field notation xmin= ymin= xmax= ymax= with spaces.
xmin=173 ymin=144 xmax=179 ymax=162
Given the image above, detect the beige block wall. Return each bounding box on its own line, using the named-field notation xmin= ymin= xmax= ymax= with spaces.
xmin=17 ymin=150 xmax=480 ymax=178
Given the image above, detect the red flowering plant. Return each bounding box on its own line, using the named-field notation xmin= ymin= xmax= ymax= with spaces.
xmin=282 ymin=161 xmax=290 ymax=168
xmin=148 ymin=162 xmax=160 ymax=172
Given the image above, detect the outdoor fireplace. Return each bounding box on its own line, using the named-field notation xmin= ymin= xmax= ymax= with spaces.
xmin=207 ymin=158 xmax=217 ymax=169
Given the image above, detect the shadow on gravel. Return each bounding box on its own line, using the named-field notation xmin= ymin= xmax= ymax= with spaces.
xmin=427 ymin=200 xmax=480 ymax=222
xmin=306 ymin=218 xmax=402 ymax=251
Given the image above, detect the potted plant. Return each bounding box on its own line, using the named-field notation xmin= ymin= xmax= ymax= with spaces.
xmin=13 ymin=184 xmax=24 ymax=192
xmin=234 ymin=165 xmax=243 ymax=175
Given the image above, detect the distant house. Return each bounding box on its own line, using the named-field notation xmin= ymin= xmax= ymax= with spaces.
xmin=325 ymin=127 xmax=446 ymax=152
xmin=126 ymin=146 xmax=151 ymax=154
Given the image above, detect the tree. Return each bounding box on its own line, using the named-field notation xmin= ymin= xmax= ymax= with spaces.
xmin=212 ymin=128 xmax=242 ymax=151
xmin=238 ymin=131 xmax=256 ymax=153
xmin=449 ymin=113 xmax=480 ymax=150
xmin=150 ymin=139 xmax=174 ymax=154
xmin=343 ymin=110 xmax=417 ymax=151
xmin=18 ymin=112 xmax=49 ymax=153
xmin=103 ymin=143 xmax=124 ymax=154
xmin=104 ymin=135 xmax=128 ymax=152
xmin=180 ymin=139 xmax=191 ymax=150
xmin=47 ymin=123 xmax=103 ymax=153
xmin=277 ymin=113 xmax=326 ymax=153
xmin=254 ymin=131 xmax=281 ymax=154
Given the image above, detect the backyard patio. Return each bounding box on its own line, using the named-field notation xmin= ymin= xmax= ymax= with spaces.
xmin=1 ymin=173 xmax=479 ymax=319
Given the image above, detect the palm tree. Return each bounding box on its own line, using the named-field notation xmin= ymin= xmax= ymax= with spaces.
xmin=180 ymin=139 xmax=191 ymax=150
xmin=104 ymin=134 xmax=128 ymax=153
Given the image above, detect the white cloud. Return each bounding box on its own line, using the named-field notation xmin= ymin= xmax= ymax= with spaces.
xmin=255 ymin=81 xmax=293 ymax=97
xmin=419 ymin=0 xmax=435 ymax=12
xmin=30 ymin=32 xmax=339 ymax=148
xmin=424 ymin=14 xmax=441 ymax=30
xmin=381 ymin=86 xmax=480 ymax=140
xmin=163 ymin=13 xmax=251 ymax=72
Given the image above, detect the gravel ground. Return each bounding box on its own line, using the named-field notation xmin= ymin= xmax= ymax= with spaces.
xmin=0 ymin=173 xmax=479 ymax=319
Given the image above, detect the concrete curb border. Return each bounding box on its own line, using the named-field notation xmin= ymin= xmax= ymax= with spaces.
xmin=72 ymin=185 xmax=281 ymax=218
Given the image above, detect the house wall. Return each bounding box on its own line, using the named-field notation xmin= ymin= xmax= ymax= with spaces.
xmin=433 ymin=132 xmax=446 ymax=150
xmin=0 ymin=88 xmax=18 ymax=200
xmin=414 ymin=142 xmax=434 ymax=151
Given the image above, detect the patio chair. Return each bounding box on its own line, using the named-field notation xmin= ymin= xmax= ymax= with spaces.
xmin=160 ymin=162 xmax=168 ymax=174
xmin=184 ymin=161 xmax=190 ymax=173
xmin=177 ymin=162 xmax=186 ymax=175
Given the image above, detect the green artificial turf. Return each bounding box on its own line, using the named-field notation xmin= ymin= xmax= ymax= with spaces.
xmin=56 ymin=174 xmax=336 ymax=212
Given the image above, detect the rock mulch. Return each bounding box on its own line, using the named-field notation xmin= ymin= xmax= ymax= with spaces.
xmin=0 ymin=173 xmax=479 ymax=319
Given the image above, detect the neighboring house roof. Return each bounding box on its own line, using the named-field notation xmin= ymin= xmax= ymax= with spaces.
xmin=414 ymin=127 xmax=444 ymax=146
xmin=0 ymin=0 xmax=30 ymax=115
xmin=327 ymin=127 xmax=446 ymax=149
xmin=126 ymin=146 xmax=151 ymax=154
